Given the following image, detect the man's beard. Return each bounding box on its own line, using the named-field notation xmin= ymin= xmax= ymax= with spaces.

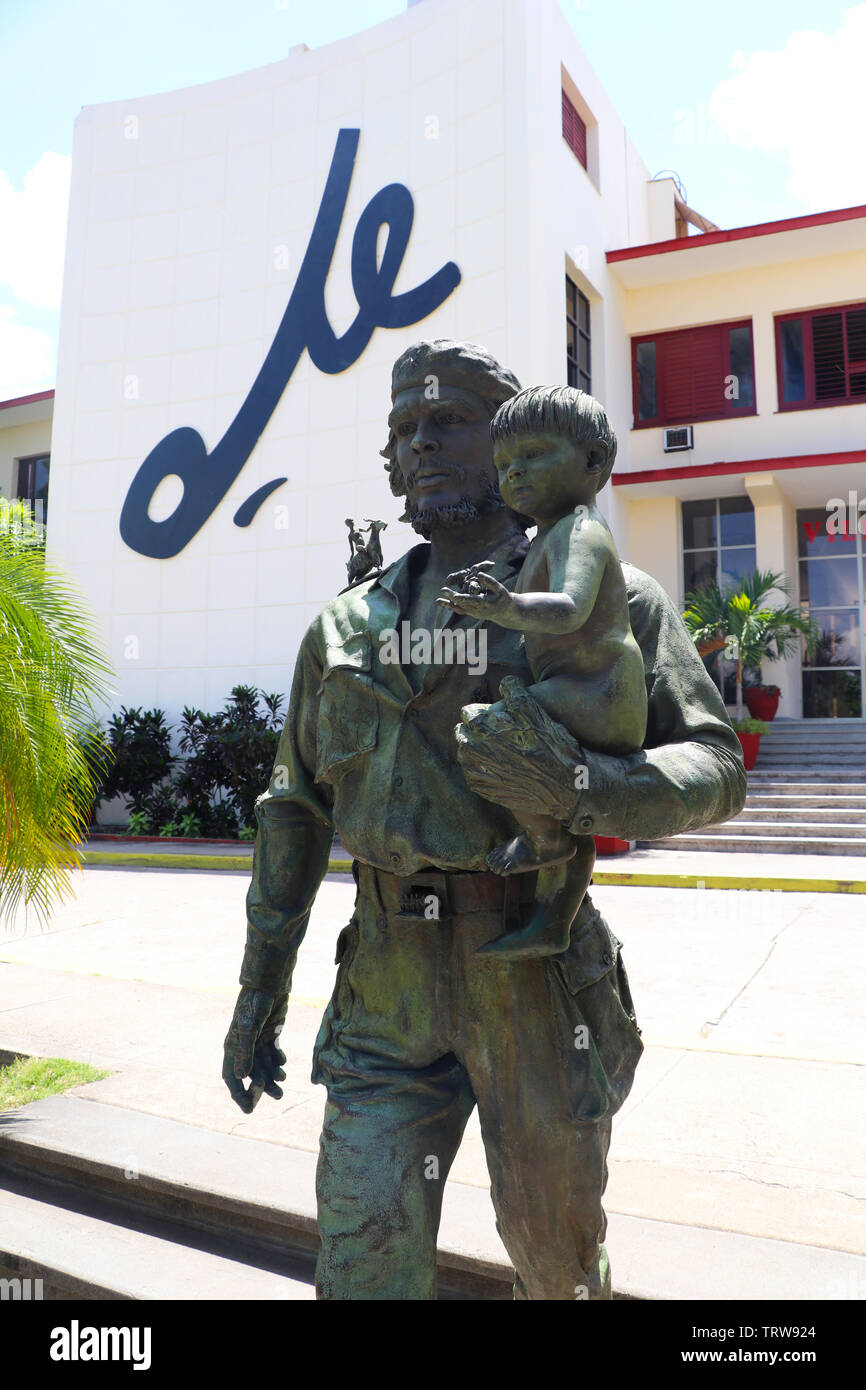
xmin=401 ymin=474 xmax=508 ymax=540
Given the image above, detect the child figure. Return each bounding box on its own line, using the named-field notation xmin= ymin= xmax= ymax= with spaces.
xmin=438 ymin=384 xmax=647 ymax=958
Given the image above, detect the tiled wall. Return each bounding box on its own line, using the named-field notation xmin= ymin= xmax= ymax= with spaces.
xmin=49 ymin=0 xmax=644 ymax=727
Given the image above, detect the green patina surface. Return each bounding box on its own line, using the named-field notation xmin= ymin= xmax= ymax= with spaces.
xmin=220 ymin=339 xmax=749 ymax=1300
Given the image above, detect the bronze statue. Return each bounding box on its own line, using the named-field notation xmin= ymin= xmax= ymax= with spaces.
xmin=438 ymin=385 xmax=646 ymax=958
xmin=345 ymin=518 xmax=387 ymax=587
xmin=223 ymin=339 xmax=746 ymax=1300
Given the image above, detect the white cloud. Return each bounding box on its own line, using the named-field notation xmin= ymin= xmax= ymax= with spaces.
xmin=0 ymin=306 xmax=55 ymax=397
xmin=709 ymin=6 xmax=866 ymax=211
xmin=0 ymin=151 xmax=71 ymax=309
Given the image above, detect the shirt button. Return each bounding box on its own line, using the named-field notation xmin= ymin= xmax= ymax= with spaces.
xmin=394 ymin=776 xmax=403 ymax=787
xmin=390 ymin=852 xmax=401 ymax=866
xmin=377 ymin=915 xmax=387 ymax=931
xmin=578 ymin=813 xmax=593 ymax=830
xmin=602 ymin=951 xmax=612 ymax=967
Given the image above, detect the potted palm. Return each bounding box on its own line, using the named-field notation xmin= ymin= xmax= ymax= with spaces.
xmin=745 ymin=682 xmax=781 ymax=722
xmin=682 ymin=569 xmax=818 ymax=769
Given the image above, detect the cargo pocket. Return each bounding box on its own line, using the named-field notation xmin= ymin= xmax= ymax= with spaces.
xmin=549 ymin=909 xmax=644 ymax=1120
xmin=315 ymin=630 xmax=379 ymax=785
xmin=311 ymin=915 xmax=360 ymax=1086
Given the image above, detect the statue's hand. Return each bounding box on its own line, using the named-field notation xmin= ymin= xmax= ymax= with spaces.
xmin=456 ymin=676 xmax=583 ymax=823
xmin=222 ymin=986 xmax=288 ymax=1113
xmin=437 ymin=563 xmax=514 ymax=622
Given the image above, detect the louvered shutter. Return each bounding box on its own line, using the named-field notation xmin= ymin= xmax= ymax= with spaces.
xmin=660 ymin=331 xmax=695 ymax=421
xmin=660 ymin=326 xmax=725 ymax=422
xmin=812 ymin=313 xmax=845 ymax=400
xmin=845 ymin=308 xmax=866 ymax=397
xmin=692 ymin=325 xmax=725 ymax=415
xmin=561 ymin=90 xmax=587 ymax=169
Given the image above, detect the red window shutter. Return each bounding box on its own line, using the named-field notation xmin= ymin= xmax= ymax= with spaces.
xmin=562 ymin=91 xmax=573 ymax=146
xmin=692 ymin=326 xmax=725 ymax=415
xmin=812 ymin=313 xmax=845 ymax=399
xmin=561 ymin=90 xmax=587 ymax=169
xmin=660 ymin=326 xmax=725 ymax=422
xmin=660 ymin=332 xmax=694 ymax=421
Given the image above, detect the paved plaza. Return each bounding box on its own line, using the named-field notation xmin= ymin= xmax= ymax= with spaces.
xmin=1 ymin=863 xmax=863 ymax=1287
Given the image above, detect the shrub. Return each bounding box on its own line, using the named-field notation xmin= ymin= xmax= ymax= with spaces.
xmin=97 ymin=707 xmax=175 ymax=816
xmin=731 ymin=717 xmax=770 ymax=735
xmin=175 ymin=685 xmax=284 ymax=836
xmin=92 ymin=686 xmax=284 ymax=838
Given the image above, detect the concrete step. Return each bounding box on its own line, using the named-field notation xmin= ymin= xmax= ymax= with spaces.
xmin=745 ymin=794 xmax=866 ymax=809
xmin=759 ymin=728 xmax=866 ymax=737
xmin=737 ymin=806 xmax=866 ymax=824
xmin=746 ymin=780 xmax=866 ymax=793
xmin=747 ymin=768 xmax=866 ymax=782
xmin=749 ymin=734 xmax=866 ymax=742
xmin=1 ymin=1096 xmax=861 ymax=1302
xmin=0 ymin=1178 xmax=315 ymax=1301
xmin=0 ymin=1095 xmax=509 ymax=1302
xmin=755 ymin=754 xmax=866 ymax=766
xmin=641 ymin=833 xmax=866 ymax=854
xmin=759 ymin=739 xmax=866 ymax=748
xmin=721 ymin=820 xmax=866 ymax=839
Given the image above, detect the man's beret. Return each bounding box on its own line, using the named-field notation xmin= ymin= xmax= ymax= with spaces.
xmin=390 ymin=339 xmax=522 ymax=405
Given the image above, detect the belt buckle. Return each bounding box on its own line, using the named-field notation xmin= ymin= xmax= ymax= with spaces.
xmin=396 ymin=870 xmax=450 ymax=921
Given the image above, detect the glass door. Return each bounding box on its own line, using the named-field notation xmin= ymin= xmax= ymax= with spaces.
xmin=797 ymin=508 xmax=864 ymax=718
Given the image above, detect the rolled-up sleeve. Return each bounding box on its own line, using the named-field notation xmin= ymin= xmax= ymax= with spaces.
xmin=568 ymin=568 xmax=747 ymax=842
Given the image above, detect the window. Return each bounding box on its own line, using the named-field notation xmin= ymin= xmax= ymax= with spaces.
xmin=797 ymin=507 xmax=863 ymax=717
xmin=776 ymin=303 xmax=866 ymax=410
xmin=562 ymin=89 xmax=587 ymax=169
xmin=16 ymin=453 xmax=49 ymax=524
xmin=631 ymin=320 xmax=756 ymax=428
xmin=683 ymin=496 xmax=757 ymax=702
xmin=682 ymin=496 xmax=756 ymax=597
xmin=566 ymin=277 xmax=590 ymax=392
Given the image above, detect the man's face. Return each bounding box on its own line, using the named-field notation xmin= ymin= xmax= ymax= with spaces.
xmin=388 ymin=385 xmax=500 ymax=534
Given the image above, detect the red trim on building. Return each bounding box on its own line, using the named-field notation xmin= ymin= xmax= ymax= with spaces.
xmin=606 ymin=204 xmax=866 ymax=264
xmin=0 ymin=388 xmax=55 ymax=412
xmin=612 ymin=448 xmax=866 ymax=487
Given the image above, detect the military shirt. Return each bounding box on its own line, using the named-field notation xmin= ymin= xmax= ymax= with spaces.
xmin=241 ymin=533 xmax=746 ymax=993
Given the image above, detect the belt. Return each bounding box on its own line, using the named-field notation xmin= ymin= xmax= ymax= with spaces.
xmin=357 ymin=861 xmax=537 ymax=924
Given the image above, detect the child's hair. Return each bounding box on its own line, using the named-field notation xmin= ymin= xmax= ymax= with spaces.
xmin=490 ymin=384 xmax=617 ymax=490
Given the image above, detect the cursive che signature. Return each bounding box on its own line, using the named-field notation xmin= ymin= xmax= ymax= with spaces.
xmin=119 ymin=128 xmax=461 ymax=558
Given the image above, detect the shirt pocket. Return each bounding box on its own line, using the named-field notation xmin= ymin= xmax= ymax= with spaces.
xmin=315 ymin=630 xmax=379 ymax=784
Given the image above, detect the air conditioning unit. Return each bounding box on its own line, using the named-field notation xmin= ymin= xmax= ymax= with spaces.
xmin=663 ymin=425 xmax=693 ymax=452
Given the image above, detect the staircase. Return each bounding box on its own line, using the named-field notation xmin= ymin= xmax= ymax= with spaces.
xmin=640 ymin=719 xmax=866 ymax=855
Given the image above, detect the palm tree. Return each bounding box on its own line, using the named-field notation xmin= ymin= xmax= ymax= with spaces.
xmin=682 ymin=569 xmax=819 ymax=722
xmin=0 ymin=499 xmax=114 ymax=926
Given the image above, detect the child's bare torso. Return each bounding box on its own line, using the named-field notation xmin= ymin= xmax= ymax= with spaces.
xmin=516 ymin=510 xmax=634 ymax=683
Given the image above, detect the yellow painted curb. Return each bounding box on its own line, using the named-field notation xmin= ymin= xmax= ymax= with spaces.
xmin=81 ymin=852 xmax=866 ymax=894
xmin=83 ymin=851 xmax=254 ymax=871
xmin=83 ymin=851 xmax=355 ymax=874
xmin=591 ymin=870 xmax=866 ymax=893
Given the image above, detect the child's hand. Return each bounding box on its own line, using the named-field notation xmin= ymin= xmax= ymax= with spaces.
xmin=437 ymin=562 xmax=515 ymax=621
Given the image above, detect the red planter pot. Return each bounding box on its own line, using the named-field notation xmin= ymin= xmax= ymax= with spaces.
xmin=736 ymin=731 xmax=761 ymax=771
xmin=594 ymin=835 xmax=631 ymax=856
xmin=745 ymin=688 xmax=780 ymax=722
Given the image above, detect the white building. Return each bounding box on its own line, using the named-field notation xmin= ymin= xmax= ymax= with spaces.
xmin=6 ymin=0 xmax=866 ymax=726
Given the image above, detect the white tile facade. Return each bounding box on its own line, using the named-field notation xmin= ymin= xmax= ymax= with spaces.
xmin=49 ymin=0 xmax=648 ymax=725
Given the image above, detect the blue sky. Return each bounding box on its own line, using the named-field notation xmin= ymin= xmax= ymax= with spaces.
xmin=1 ymin=0 xmax=864 ymax=396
